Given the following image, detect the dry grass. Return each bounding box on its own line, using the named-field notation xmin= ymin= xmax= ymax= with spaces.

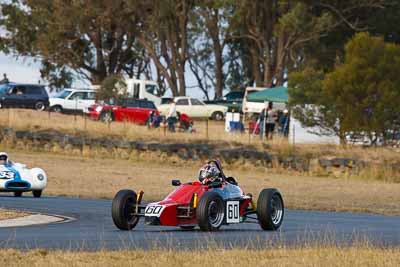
xmin=0 ymin=208 xmax=28 ymax=220
xmin=3 ymin=150 xmax=400 ymax=216
xmin=2 ymin=109 xmax=400 ymax=164
xmin=1 ymin=245 xmax=399 ymax=267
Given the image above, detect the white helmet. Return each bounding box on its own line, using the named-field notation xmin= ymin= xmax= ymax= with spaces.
xmin=0 ymin=152 xmax=9 ymax=165
xmin=198 ymin=162 xmax=221 ymax=183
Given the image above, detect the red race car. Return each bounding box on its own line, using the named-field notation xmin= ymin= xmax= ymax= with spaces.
xmin=87 ymin=99 xmax=159 ymax=125
xmin=111 ymin=160 xmax=284 ymax=231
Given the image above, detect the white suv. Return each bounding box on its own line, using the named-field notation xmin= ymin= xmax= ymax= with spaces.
xmin=50 ymin=89 xmax=96 ymax=113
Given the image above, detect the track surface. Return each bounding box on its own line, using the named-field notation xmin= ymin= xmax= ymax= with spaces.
xmin=0 ymin=195 xmax=399 ymax=250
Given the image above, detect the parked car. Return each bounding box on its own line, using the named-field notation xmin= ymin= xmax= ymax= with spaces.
xmin=87 ymin=98 xmax=159 ymax=125
xmin=0 ymin=83 xmax=49 ymax=110
xmin=50 ymin=88 xmax=96 ymax=113
xmin=204 ymin=91 xmax=244 ymax=112
xmin=158 ymin=97 xmax=228 ymax=120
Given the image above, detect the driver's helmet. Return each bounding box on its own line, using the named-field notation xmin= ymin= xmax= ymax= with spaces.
xmin=0 ymin=152 xmax=9 ymax=165
xmin=198 ymin=162 xmax=220 ymax=183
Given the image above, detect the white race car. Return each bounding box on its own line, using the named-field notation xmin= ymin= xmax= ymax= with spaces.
xmin=0 ymin=153 xmax=47 ymax=198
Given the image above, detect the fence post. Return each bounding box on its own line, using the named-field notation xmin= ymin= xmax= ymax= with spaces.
xmin=206 ymin=119 xmax=209 ymax=140
xmin=292 ymin=124 xmax=295 ymax=148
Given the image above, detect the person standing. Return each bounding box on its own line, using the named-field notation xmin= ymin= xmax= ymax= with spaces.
xmin=259 ymin=102 xmax=268 ymax=140
xmin=0 ymin=73 xmax=9 ymax=84
xmin=167 ymin=99 xmax=177 ymax=132
xmin=265 ymin=102 xmax=277 ymax=139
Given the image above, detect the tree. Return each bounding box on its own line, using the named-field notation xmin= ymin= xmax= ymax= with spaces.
xmin=0 ymin=0 xmax=148 ymax=87
xmin=289 ymin=32 xmax=400 ymax=144
xmin=136 ymin=0 xmax=194 ymax=96
xmin=230 ymin=0 xmax=385 ymax=88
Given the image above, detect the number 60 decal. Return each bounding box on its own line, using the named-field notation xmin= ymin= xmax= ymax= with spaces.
xmin=145 ymin=205 xmax=165 ymax=217
xmin=226 ymin=201 xmax=240 ymax=223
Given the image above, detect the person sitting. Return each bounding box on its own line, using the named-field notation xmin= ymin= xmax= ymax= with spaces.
xmin=198 ymin=161 xmax=223 ymax=185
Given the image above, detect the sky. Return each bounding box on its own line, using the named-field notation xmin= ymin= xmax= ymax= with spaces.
xmin=0 ymin=52 xmax=209 ymax=99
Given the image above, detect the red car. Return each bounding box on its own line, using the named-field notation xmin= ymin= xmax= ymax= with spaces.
xmin=111 ymin=160 xmax=284 ymax=231
xmin=87 ymin=99 xmax=159 ymax=125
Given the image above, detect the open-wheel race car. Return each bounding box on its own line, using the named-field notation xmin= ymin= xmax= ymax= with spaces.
xmin=111 ymin=160 xmax=284 ymax=231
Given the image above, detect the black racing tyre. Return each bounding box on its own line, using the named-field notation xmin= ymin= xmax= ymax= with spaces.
xmin=34 ymin=101 xmax=46 ymax=111
xmin=257 ymin=188 xmax=284 ymax=230
xmin=211 ymin=111 xmax=224 ymax=121
xmin=51 ymin=105 xmax=63 ymax=113
xmin=196 ymin=192 xmax=225 ymax=231
xmin=111 ymin=189 xmax=140 ymax=230
xmin=32 ymin=190 xmax=42 ymax=198
xmin=14 ymin=191 xmax=23 ymax=197
xmin=100 ymin=111 xmax=113 ymax=123
xmin=180 ymin=225 xmax=196 ymax=230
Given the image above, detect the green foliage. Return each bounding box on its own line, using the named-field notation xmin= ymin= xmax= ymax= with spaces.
xmin=289 ymin=32 xmax=400 ymax=144
xmin=96 ymin=74 xmax=127 ymax=102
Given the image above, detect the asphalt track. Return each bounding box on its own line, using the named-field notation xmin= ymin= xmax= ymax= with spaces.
xmin=0 ymin=195 xmax=399 ymax=250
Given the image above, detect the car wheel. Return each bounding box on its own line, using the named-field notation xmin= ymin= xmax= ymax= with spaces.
xmin=196 ymin=192 xmax=225 ymax=231
xmin=211 ymin=111 xmax=224 ymax=121
xmin=100 ymin=111 xmax=113 ymax=123
xmin=34 ymin=101 xmax=46 ymax=111
xmin=111 ymin=189 xmax=140 ymax=230
xmin=14 ymin=191 xmax=23 ymax=197
xmin=257 ymin=188 xmax=284 ymax=231
xmin=51 ymin=105 xmax=63 ymax=113
xmin=32 ymin=190 xmax=42 ymax=198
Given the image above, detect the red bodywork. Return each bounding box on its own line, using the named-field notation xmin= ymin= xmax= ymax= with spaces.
xmin=88 ymin=103 xmax=159 ymax=125
xmin=145 ymin=181 xmax=252 ymax=226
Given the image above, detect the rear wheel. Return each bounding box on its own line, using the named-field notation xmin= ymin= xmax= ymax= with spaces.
xmin=35 ymin=101 xmax=46 ymax=111
xmin=14 ymin=191 xmax=23 ymax=197
xmin=32 ymin=190 xmax=42 ymax=198
xmin=257 ymin=188 xmax=284 ymax=230
xmin=196 ymin=192 xmax=225 ymax=231
xmin=211 ymin=111 xmax=224 ymax=121
xmin=111 ymin=189 xmax=140 ymax=230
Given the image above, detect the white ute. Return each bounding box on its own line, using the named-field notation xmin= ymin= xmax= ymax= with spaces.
xmin=158 ymin=97 xmax=228 ymax=120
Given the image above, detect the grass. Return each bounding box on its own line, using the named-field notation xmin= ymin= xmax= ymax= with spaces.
xmin=0 ymin=208 xmax=28 ymax=220
xmin=0 ymin=244 xmax=399 ymax=267
xmin=2 ymin=150 xmax=400 ymax=216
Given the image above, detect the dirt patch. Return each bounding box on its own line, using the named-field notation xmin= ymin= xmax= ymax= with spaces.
xmin=0 ymin=209 xmax=29 ymax=220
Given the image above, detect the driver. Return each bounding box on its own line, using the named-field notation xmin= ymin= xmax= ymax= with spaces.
xmin=198 ymin=162 xmax=222 ymax=184
xmin=0 ymin=152 xmax=9 ymax=165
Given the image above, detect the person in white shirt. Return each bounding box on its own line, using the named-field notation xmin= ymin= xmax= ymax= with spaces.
xmin=167 ymin=100 xmax=177 ymax=132
xmin=265 ymin=102 xmax=277 ymax=139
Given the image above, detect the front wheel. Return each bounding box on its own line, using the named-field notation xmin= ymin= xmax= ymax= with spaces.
xmin=51 ymin=105 xmax=63 ymax=113
xmin=111 ymin=189 xmax=140 ymax=230
xmin=32 ymin=190 xmax=42 ymax=198
xmin=257 ymin=188 xmax=284 ymax=230
xmin=211 ymin=111 xmax=224 ymax=121
xmin=196 ymin=192 xmax=225 ymax=231
xmin=34 ymin=101 xmax=46 ymax=111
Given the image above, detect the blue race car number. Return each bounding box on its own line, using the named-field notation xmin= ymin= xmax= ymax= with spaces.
xmin=0 ymin=171 xmax=15 ymax=179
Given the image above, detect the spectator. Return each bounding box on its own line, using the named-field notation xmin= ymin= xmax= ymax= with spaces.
xmin=0 ymin=73 xmax=9 ymax=84
xmin=265 ymin=102 xmax=277 ymax=140
xmin=259 ymin=102 xmax=268 ymax=140
xmin=279 ymin=109 xmax=290 ymax=137
xmin=167 ymin=99 xmax=177 ymax=132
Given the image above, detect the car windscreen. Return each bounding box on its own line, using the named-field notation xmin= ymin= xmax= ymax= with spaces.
xmin=55 ymin=90 xmax=72 ymax=99
xmin=0 ymin=84 xmax=12 ymax=95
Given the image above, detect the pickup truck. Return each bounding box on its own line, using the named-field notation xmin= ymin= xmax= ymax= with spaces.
xmin=158 ymin=97 xmax=228 ymax=120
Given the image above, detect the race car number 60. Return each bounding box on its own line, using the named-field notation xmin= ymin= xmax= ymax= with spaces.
xmin=226 ymin=201 xmax=240 ymax=223
xmin=145 ymin=205 xmax=164 ymax=217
